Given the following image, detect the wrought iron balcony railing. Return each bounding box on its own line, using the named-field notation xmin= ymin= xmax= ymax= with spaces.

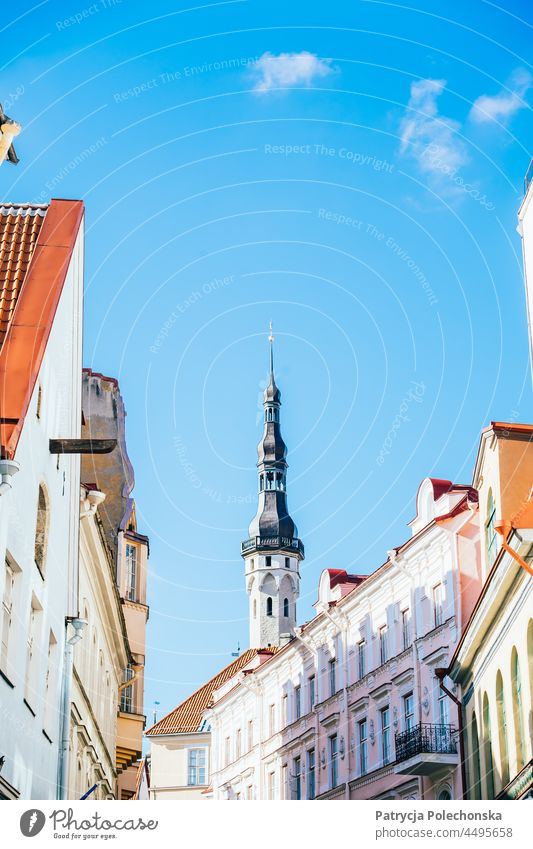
xmin=395 ymin=723 xmax=458 ymax=763
xmin=241 ymin=536 xmax=305 ymax=557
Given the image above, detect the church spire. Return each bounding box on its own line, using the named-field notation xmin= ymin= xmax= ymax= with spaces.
xmin=241 ymin=329 xmax=304 ymax=649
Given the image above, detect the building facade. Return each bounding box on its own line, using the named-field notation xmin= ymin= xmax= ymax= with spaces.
xmin=448 ymin=422 xmax=533 ymax=801
xmin=206 ymin=475 xmax=482 ymax=800
xmin=69 ymin=484 xmax=132 ymax=800
xmin=81 ymin=370 xmax=150 ymax=799
xmin=0 ymin=201 xmax=85 ymax=799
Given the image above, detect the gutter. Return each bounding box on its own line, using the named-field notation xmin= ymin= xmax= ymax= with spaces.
xmin=435 ymin=668 xmax=468 ymax=800
xmin=495 ymin=521 xmax=533 ymax=577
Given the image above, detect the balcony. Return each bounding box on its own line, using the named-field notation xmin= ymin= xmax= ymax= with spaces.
xmin=241 ymin=536 xmax=305 ymax=557
xmin=394 ymin=723 xmax=458 ymax=776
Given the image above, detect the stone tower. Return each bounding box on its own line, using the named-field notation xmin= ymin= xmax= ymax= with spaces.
xmin=241 ymin=327 xmax=304 ymax=648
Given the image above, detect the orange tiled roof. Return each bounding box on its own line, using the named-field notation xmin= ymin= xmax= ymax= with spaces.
xmin=0 ymin=204 xmax=46 ymax=348
xmin=146 ymin=648 xmax=278 ymax=736
xmin=0 ymin=199 xmax=84 ymax=459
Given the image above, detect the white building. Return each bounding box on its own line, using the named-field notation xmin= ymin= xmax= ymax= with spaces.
xmin=0 ymin=200 xmax=84 ymax=799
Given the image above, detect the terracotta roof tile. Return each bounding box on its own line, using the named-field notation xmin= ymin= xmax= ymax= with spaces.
xmin=146 ymin=648 xmax=279 ymax=736
xmin=0 ymin=204 xmax=47 ymax=349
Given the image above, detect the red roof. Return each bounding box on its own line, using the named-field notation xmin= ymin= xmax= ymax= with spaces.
xmin=146 ymin=648 xmax=279 ymax=736
xmin=0 ymin=199 xmax=84 ymax=459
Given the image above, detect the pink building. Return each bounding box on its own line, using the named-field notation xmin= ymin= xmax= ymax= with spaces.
xmin=205 ymin=477 xmax=482 ymax=800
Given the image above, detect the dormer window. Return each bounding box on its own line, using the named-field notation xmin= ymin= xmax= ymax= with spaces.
xmin=125 ymin=544 xmax=137 ymax=601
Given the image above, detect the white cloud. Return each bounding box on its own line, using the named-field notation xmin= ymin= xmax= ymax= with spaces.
xmin=251 ymin=51 xmax=333 ymax=93
xmin=398 ymin=78 xmax=468 ymax=180
xmin=469 ymin=68 xmax=532 ymax=125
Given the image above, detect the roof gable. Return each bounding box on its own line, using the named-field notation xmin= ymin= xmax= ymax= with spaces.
xmin=0 ymin=199 xmax=84 ymax=458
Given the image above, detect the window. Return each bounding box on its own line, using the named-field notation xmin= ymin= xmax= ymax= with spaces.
xmin=307 ymin=749 xmax=315 ymax=799
xmin=34 ymin=484 xmax=49 ymax=576
xmin=496 ymin=670 xmax=509 ymax=786
xmin=120 ymin=665 xmax=134 ymax=713
xmin=43 ymin=630 xmax=58 ymax=736
xmin=253 ymin=598 xmax=257 ymax=619
xmin=511 ymin=648 xmax=525 ymax=770
xmin=224 ymin=736 xmax=231 ymax=766
xmin=265 ymin=556 xmax=271 ymax=568
xmin=438 ymin=691 xmax=449 ymax=726
xmin=359 ymin=720 xmax=368 ymax=775
xmin=188 ymin=748 xmax=207 ymax=786
xmin=125 ymin=544 xmax=137 ymax=601
xmin=329 ymin=734 xmax=338 ymax=788
xmin=268 ymin=703 xmax=275 ymax=737
xmin=379 ymin=626 xmax=388 ymax=665
xmin=247 ymin=719 xmax=254 ymax=751
xmin=267 ymin=770 xmax=276 ymax=800
xmin=283 ymin=597 xmax=289 ymax=618
xmin=285 ymin=557 xmax=290 ymax=569
xmin=250 ymin=558 xmax=254 ymax=570
xmin=236 ymin=728 xmax=242 ymax=759
xmin=266 ymin=597 xmax=273 ymax=617
xmin=295 ymin=685 xmax=301 ymax=719
xmin=308 ymin=674 xmax=316 ymax=710
xmin=403 ymin=693 xmax=414 ymax=731
xmin=246 ymin=784 xmax=253 ymax=800
xmin=433 ymin=584 xmax=444 ymax=627
xmin=282 ymin=693 xmax=288 ymax=725
xmin=485 ymin=489 xmax=497 ymax=567
xmin=381 ymin=707 xmax=391 ymax=765
xmin=1 ymin=559 xmax=16 ymax=674
xmin=471 ymin=712 xmax=481 ymax=800
xmin=401 ymin=609 xmax=411 ymax=650
xmin=357 ymin=641 xmax=366 ymax=679
xmin=25 ymin=598 xmax=41 ymax=707
xmin=329 ymin=658 xmax=336 ymax=696
xmin=292 ymin=757 xmax=301 ymax=800
xmin=482 ymin=693 xmax=495 ymax=799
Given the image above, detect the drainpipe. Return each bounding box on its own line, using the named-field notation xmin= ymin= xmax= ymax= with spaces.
xmin=239 ymin=673 xmax=262 ymax=799
xmin=495 ymin=522 xmax=533 ymax=577
xmin=435 ymin=668 xmax=467 ymax=800
xmin=322 ymin=606 xmax=350 ymax=799
xmin=389 ymin=550 xmax=423 ymax=798
xmin=0 ymin=459 xmax=20 ymax=497
xmin=293 ymin=627 xmax=320 ymax=798
xmin=57 ymin=618 xmax=86 ymax=799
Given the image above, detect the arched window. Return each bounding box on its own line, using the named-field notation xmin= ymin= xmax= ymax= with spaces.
xmin=482 ymin=693 xmax=495 ymax=798
xmin=266 ymin=597 xmax=273 ymax=617
xmin=34 ymin=484 xmax=50 ymax=576
xmin=511 ymin=648 xmax=525 ymax=770
xmin=253 ymin=599 xmax=257 ymax=619
xmin=283 ymin=598 xmax=289 ymax=618
xmin=485 ymin=489 xmax=497 ymax=568
xmin=471 ymin=712 xmax=481 ymax=800
xmin=496 ymin=670 xmax=509 ymax=787
xmin=437 ymin=787 xmax=452 ymax=800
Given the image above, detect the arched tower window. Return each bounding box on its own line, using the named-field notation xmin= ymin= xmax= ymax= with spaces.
xmin=496 ymin=670 xmax=509 ymax=787
xmin=471 ymin=712 xmax=481 ymax=800
xmin=485 ymin=489 xmax=497 ymax=568
xmin=35 ymin=484 xmax=50 ymax=576
xmin=266 ymin=597 xmax=273 ymax=617
xmin=253 ymin=599 xmax=257 ymax=619
xmin=511 ymin=648 xmax=525 ymax=770
xmin=482 ymin=693 xmax=495 ymax=798
xmin=283 ymin=598 xmax=289 ymax=618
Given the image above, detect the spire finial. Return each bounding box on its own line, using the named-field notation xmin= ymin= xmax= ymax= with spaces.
xmin=268 ymin=321 xmax=274 ymax=376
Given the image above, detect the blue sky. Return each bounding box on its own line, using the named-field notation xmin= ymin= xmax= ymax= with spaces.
xmin=2 ymin=0 xmax=532 ymax=721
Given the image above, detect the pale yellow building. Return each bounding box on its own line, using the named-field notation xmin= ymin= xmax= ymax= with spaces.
xmin=448 ymin=422 xmax=533 ymax=800
xmin=69 ymin=485 xmax=132 ymax=799
xmin=81 ymin=369 xmax=150 ymax=799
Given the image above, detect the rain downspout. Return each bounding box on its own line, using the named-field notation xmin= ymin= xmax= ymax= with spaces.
xmin=57 ymin=618 xmax=86 ymax=799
